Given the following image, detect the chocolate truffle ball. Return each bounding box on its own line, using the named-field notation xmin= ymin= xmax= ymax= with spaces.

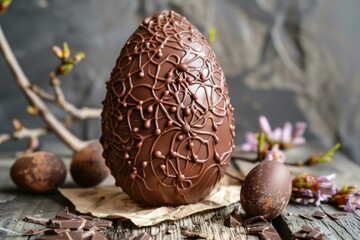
xmin=101 ymin=10 xmax=235 ymax=206
xmin=240 ymin=160 xmax=292 ymax=220
xmin=10 ymin=152 xmax=66 ymax=193
xmin=70 ymin=142 xmax=110 ymax=187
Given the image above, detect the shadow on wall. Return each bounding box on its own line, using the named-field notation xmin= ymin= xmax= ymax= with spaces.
xmin=0 ymin=0 xmax=359 ymax=164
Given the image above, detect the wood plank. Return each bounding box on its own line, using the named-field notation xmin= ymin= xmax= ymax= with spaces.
xmin=0 ymin=156 xmax=260 ymax=240
xmin=2 ymin=143 xmax=360 ymax=239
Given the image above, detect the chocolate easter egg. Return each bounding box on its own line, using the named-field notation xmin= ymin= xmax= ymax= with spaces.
xmin=101 ymin=10 xmax=235 ymax=206
xmin=240 ymin=160 xmax=292 ymax=220
xmin=10 ymin=152 xmax=66 ymax=193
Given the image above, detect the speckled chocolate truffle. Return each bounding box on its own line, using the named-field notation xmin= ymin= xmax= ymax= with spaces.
xmin=10 ymin=152 xmax=66 ymax=193
xmin=70 ymin=142 xmax=110 ymax=187
xmin=100 ymin=10 xmax=235 ymax=206
xmin=240 ymin=160 xmax=292 ymax=220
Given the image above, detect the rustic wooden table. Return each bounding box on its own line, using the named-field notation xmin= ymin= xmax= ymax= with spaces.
xmin=1 ymin=145 xmax=360 ymax=240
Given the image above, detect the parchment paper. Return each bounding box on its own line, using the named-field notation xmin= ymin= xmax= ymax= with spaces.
xmin=59 ymin=171 xmax=241 ymax=227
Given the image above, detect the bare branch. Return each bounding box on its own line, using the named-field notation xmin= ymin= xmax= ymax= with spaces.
xmin=0 ymin=24 xmax=88 ymax=151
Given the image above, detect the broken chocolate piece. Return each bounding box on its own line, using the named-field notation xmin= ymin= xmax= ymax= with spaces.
xmin=224 ymin=215 xmax=242 ymax=227
xmin=243 ymin=215 xmax=268 ymax=226
xmin=181 ymin=229 xmax=208 ymax=239
xmin=299 ymin=214 xmax=314 ymax=221
xmin=312 ymin=211 xmax=327 ymax=219
xmin=293 ymin=231 xmax=307 ymax=239
xmin=55 ymin=213 xmax=84 ymax=220
xmin=50 ymin=219 xmax=86 ymax=229
xmin=307 ymin=229 xmax=322 ymax=239
xmin=292 ymin=225 xmax=324 ymax=240
xmin=301 ymin=225 xmax=313 ymax=233
xmin=258 ymin=227 xmax=281 ymax=240
xmin=23 ymin=215 xmax=50 ymax=226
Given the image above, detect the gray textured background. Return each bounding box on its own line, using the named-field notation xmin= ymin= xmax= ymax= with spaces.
xmin=1 ymin=0 xmax=359 ymax=164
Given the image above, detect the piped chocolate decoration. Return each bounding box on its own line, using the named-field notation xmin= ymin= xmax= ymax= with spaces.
xmin=100 ymin=10 xmax=235 ymax=206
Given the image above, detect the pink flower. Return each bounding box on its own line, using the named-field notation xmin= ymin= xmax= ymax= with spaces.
xmin=264 ymin=144 xmax=286 ymax=163
xmin=259 ymin=116 xmax=307 ymax=149
xmin=241 ymin=116 xmax=307 ymax=153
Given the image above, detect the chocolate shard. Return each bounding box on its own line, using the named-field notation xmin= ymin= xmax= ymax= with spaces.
xmin=258 ymin=227 xmax=282 ymax=240
xmin=23 ymin=215 xmax=51 ymax=226
xmin=292 ymin=225 xmax=324 ymax=240
xmin=135 ymin=232 xmax=152 ymax=240
xmin=91 ymin=231 xmax=108 ymax=240
xmin=299 ymin=214 xmax=314 ymax=221
xmin=224 ymin=215 xmax=242 ymax=227
xmin=293 ymin=231 xmax=307 ymax=238
xmin=312 ymin=211 xmax=327 ymax=219
xmin=84 ymin=220 xmax=100 ymax=231
xmin=55 ymin=213 xmax=84 ymax=220
xmin=181 ymin=229 xmax=208 ymax=239
xmin=49 ymin=219 xmax=86 ymax=230
xmin=243 ymin=216 xmax=268 ymax=226
xmin=301 ymin=225 xmax=313 ymax=233
xmin=307 ymin=229 xmax=322 ymax=239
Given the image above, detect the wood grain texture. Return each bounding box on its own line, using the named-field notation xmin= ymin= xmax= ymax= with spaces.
xmin=1 ymin=144 xmax=360 ymax=239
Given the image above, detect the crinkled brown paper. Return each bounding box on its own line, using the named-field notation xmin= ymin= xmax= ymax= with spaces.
xmin=59 ymin=172 xmax=241 ymax=227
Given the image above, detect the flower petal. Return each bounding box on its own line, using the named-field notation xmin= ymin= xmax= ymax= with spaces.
xmin=259 ymin=116 xmax=272 ymax=137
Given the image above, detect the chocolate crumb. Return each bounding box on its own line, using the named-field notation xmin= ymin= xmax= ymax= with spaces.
xmin=224 ymin=215 xmax=241 ymax=227
xmin=299 ymin=214 xmax=314 ymax=221
xmin=312 ymin=211 xmax=327 ymax=219
xmin=181 ymin=229 xmax=208 ymax=239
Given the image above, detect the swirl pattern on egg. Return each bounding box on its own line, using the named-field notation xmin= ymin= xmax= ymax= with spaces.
xmin=101 ymin=10 xmax=235 ymax=206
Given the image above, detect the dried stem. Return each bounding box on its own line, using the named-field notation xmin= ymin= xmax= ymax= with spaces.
xmin=31 ymin=72 xmax=101 ymax=120
xmin=0 ymin=24 xmax=88 ymax=152
xmin=0 ymin=126 xmax=48 ymax=144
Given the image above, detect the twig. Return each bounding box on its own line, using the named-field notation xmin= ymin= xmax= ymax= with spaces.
xmin=31 ymin=73 xmax=101 ymax=120
xmin=0 ymin=24 xmax=88 ymax=152
xmin=49 ymin=72 xmax=101 ymax=119
xmin=0 ymin=127 xmax=47 ymax=144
